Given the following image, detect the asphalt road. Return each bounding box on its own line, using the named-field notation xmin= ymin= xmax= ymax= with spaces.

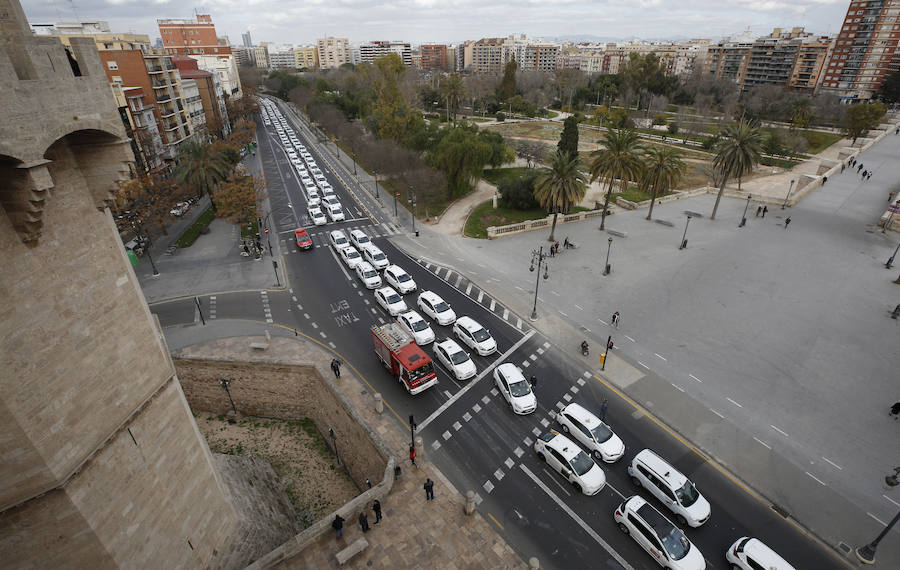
xmin=150 ymin=100 xmax=851 ymax=570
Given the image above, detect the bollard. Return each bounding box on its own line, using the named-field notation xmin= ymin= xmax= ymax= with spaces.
xmin=414 ymin=436 xmax=424 ymax=462
xmin=375 ymin=392 xmax=384 ymax=414
xmin=464 ymin=490 xmax=476 ymax=516
xmin=529 ymin=557 xmax=540 ymax=569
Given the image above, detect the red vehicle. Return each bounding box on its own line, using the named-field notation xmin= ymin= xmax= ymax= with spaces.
xmin=294 ymin=228 xmax=312 ymax=250
xmin=371 ymin=323 xmax=438 ymax=395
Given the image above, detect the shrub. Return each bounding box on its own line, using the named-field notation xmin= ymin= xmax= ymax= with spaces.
xmin=667 ymin=123 xmax=679 ymax=135
xmin=652 ymin=113 xmax=668 ymax=126
xmin=495 ymin=112 xmax=506 ymax=122
xmin=498 ymin=170 xmax=540 ymax=210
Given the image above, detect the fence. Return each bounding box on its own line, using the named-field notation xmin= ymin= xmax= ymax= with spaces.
xmin=487 ymin=208 xmax=607 ymax=239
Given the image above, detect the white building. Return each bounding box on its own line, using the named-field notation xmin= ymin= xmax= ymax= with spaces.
xmin=178 ymin=78 xmax=206 ymax=136
xmin=359 ymin=41 xmax=412 ymax=66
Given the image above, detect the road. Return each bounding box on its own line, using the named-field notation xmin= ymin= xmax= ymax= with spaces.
xmin=150 ymin=98 xmax=851 ymax=570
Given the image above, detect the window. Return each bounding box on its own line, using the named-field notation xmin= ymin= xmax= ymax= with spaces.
xmin=107 ymin=60 xmax=118 ymax=70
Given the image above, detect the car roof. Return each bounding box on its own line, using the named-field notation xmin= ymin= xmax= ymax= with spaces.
xmin=561 ymin=403 xmax=602 ymax=429
xmin=294 ymin=228 xmax=309 ymax=236
xmin=330 ymin=230 xmax=346 ymax=239
xmin=420 ymin=290 xmax=442 ymax=302
xmin=543 ymin=431 xmax=582 ymax=460
xmin=385 ymin=264 xmax=404 ymax=274
xmin=455 ymin=316 xmax=480 ymax=331
xmin=351 ymin=229 xmax=369 ymax=238
xmin=342 ymin=245 xmax=359 ymax=256
xmin=742 ymin=538 xmax=794 ymax=568
xmin=401 ymin=310 xmax=424 ymax=322
xmin=357 ymin=261 xmax=374 ymax=271
xmin=376 ymin=286 xmax=398 ymax=296
xmin=634 ymin=449 xmax=688 ymax=487
xmin=497 ymin=362 xmax=524 ymax=380
xmin=435 ymin=337 xmax=463 ymax=352
xmin=366 ymin=244 xmax=383 ymax=253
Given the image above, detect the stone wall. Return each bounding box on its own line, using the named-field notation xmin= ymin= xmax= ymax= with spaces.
xmin=174 ymin=359 xmax=389 ymax=490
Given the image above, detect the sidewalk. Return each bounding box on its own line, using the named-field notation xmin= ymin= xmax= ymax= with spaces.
xmin=165 ymin=320 xmax=527 ymax=570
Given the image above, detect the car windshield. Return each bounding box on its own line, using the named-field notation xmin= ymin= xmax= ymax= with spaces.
xmin=569 ymin=451 xmax=594 ymax=477
xmin=386 ymin=293 xmax=401 ymax=304
xmin=335 ymin=237 xmax=347 ymax=245
xmin=397 ymin=273 xmax=411 ymax=282
xmin=347 ymin=250 xmax=360 ymax=259
xmin=411 ymin=319 xmax=428 ymax=332
xmin=407 ymin=361 xmax=434 ymax=382
xmin=449 ymin=350 xmax=469 ymax=365
xmin=374 ymin=252 xmax=386 ymax=261
xmin=472 ymin=328 xmax=490 ymax=342
xmin=357 ymin=236 xmax=370 ymax=244
xmin=434 ymin=301 xmax=449 ymax=313
xmin=589 ymin=422 xmax=614 ymax=443
xmin=659 ymin=526 xmax=691 ymax=561
xmin=509 ymin=379 xmax=531 ymax=397
xmin=675 ymin=481 xmax=700 ymax=507
xmin=363 ymin=269 xmax=377 ymax=279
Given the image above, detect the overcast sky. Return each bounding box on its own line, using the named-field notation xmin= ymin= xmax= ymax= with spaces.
xmin=21 ymin=0 xmax=851 ymax=46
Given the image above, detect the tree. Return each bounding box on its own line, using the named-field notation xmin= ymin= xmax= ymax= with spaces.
xmin=498 ymin=59 xmax=518 ymax=101
xmin=498 ymin=171 xmax=541 ymax=209
xmin=762 ymin=132 xmax=785 ymax=158
xmin=710 ymin=120 xmax=763 ymax=220
xmin=215 ymin=173 xmax=267 ymax=225
xmin=554 ymin=68 xmax=587 ymax=110
xmin=557 ymin=116 xmax=579 ymax=160
xmin=640 ymin=147 xmax=686 ymax=221
xmin=619 ymin=53 xmax=677 ymax=111
xmin=174 ymin=141 xmax=232 ymax=212
xmin=877 ymin=70 xmax=900 ymax=103
xmin=427 ymin=125 xmax=495 ymax=198
xmin=534 ymin=150 xmax=587 ymax=241
xmin=843 ymin=101 xmax=886 ymax=145
xmin=789 ymin=98 xmax=814 ymax=130
xmin=439 ymin=74 xmax=466 ymax=119
xmin=589 ymin=129 xmax=644 ymax=230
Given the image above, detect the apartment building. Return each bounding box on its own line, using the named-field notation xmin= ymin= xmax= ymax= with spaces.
xmin=295 ymin=45 xmax=319 ymax=69
xmin=233 ymin=45 xmax=253 ymax=66
xmin=741 ymin=29 xmax=808 ymax=91
xmin=359 ymin=40 xmax=413 ymax=66
xmin=253 ymin=44 xmax=271 ymax=69
xmin=704 ymin=31 xmax=756 ymax=83
xmin=556 ymin=47 xmax=583 ymax=70
xmin=819 ymin=0 xmax=900 ymax=101
xmin=116 ymin=85 xmax=164 ymax=172
xmin=317 ymin=37 xmax=350 ymax=69
xmin=674 ymin=40 xmax=711 ymax=76
xmin=420 ymin=44 xmax=449 ymax=71
xmin=174 ymin=56 xmax=229 ymax=137
xmin=269 ymin=46 xmax=296 ymax=69
xmin=158 ymin=15 xmax=241 ymax=98
xmin=791 ymin=36 xmax=834 ymax=91
xmin=178 ymin=75 xmax=206 ymax=137
xmin=456 ymin=40 xmax=474 ymax=71
xmin=472 ymin=37 xmax=507 ymax=73
xmin=518 ymin=43 xmax=560 ymax=72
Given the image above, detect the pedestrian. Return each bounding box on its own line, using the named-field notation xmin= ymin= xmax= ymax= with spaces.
xmin=861 ymin=170 xmax=867 ymax=180
xmin=332 ymin=514 xmax=345 ymax=539
xmin=373 ymin=500 xmax=383 ymax=523
xmin=867 ymin=172 xmax=872 ymax=181
xmin=890 ymin=402 xmax=900 ymax=420
xmin=330 ymin=358 xmax=341 ymax=378
xmin=785 ymin=216 xmax=792 ymax=229
xmin=857 ymin=163 xmax=863 ymax=173
xmin=409 ymin=445 xmax=417 ymax=468
xmin=822 ymin=176 xmax=827 ymax=185
xmin=424 ymin=478 xmax=435 ymax=500
xmin=756 ymin=206 xmax=762 ymax=217
xmin=611 ymin=311 xmax=620 ymax=328
xmin=564 ymin=237 xmax=571 ymax=249
xmin=359 ymin=511 xmax=370 ymax=533
xmin=548 ymin=245 xmax=555 ymax=258
xmin=841 ymin=163 xmax=845 ymax=173
xmin=599 ymin=398 xmax=609 ymax=422
xmin=530 ymin=375 xmax=537 ymax=389
xmin=762 ymin=205 xmax=768 ymax=218
xmin=555 ymin=241 xmax=560 ymax=255
xmin=895 ymin=126 xmax=899 ymax=135
xmin=365 ymin=478 xmax=372 ymax=489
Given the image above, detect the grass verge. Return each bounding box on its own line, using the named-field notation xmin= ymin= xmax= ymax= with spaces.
xmin=176 ymin=206 xmax=215 ymax=248
xmin=482 ymin=167 xmax=533 ymax=187
xmin=464 ymin=201 xmax=590 ymax=239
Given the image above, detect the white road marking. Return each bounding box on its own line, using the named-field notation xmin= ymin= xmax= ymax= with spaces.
xmin=867 ymin=513 xmax=887 ymax=526
xmin=598 ymin=319 xmax=607 ymax=325
xmin=689 ymin=374 xmax=702 ymax=383
xmin=515 ymin=286 xmax=524 ymax=291
xmin=638 ymin=361 xmax=649 ymax=370
xmin=654 ymin=353 xmax=667 ymax=361
xmin=753 ymin=437 xmax=771 ymax=449
xmin=822 ymin=457 xmax=843 ymax=470
xmin=311 ymin=322 xmax=318 ymax=329
xmin=328 ymin=342 xmax=336 ymax=349
xmin=477 ymin=291 xmax=484 ymax=303
xmin=483 ymin=480 xmax=494 ymax=493
xmin=466 ymin=284 xmax=472 ymax=295
xmin=672 ymin=384 xmax=685 ymax=392
xmin=710 ymin=409 xmax=724 ymax=419
xmin=574 ymin=304 xmax=583 ymax=311
xmin=805 ymin=472 xmax=827 ymax=486
xmin=520 ymin=465 xmax=634 ymax=570
xmin=726 ymin=397 xmax=742 ymax=408
xmin=494 ymin=469 xmax=505 ymax=481
xmin=516 ymin=318 xmax=523 ymax=329
xmin=490 ymin=299 xmax=496 ymax=311
xmin=503 ymin=308 xmax=509 ymax=320
xmin=559 ymin=310 xmax=568 ymax=317
xmin=770 ymin=425 xmax=789 ymax=437
xmin=551 ymin=290 xmax=560 ymax=296
xmin=884 ymin=494 xmax=900 ymax=508
xmin=319 ymin=332 xmax=327 ymax=339
xmin=454 ymin=275 xmax=462 ymax=288
xmin=625 ymin=335 xmax=635 ymax=342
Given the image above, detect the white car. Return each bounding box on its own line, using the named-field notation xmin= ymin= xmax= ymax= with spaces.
xmin=315 ymin=174 xmax=328 ymax=185
xmin=534 ymin=430 xmax=606 ymax=495
xmin=396 ymin=310 xmax=435 ymax=345
xmin=384 ymin=265 xmax=417 ymax=294
xmin=322 ymin=196 xmax=341 ymax=210
xmin=319 ymin=182 xmax=334 ymax=195
xmin=493 ymin=363 xmax=536 ymax=414
xmin=338 ymin=245 xmax=363 ymax=269
xmin=417 ymin=291 xmax=456 ymax=325
xmin=726 ymin=537 xmax=795 ymax=570
xmin=433 ymin=337 xmax=477 ymax=380
xmin=306 ymin=190 xmax=320 ymax=207
xmin=355 ymin=262 xmax=382 ymax=289
xmin=452 ymin=316 xmax=496 ymax=356
xmin=349 ymin=229 xmax=371 ymax=250
xmin=614 ymin=496 xmax=706 ymax=570
xmin=363 ymin=245 xmax=389 ymax=270
xmin=329 ymin=230 xmax=350 ymax=250
xmin=308 ymin=205 xmax=327 ymax=226
xmin=557 ymin=402 xmax=625 ymax=463
xmin=326 ymin=203 xmax=345 ymax=222
xmin=628 ymin=449 xmax=711 ymax=528
xmin=375 ymin=286 xmax=408 ymax=316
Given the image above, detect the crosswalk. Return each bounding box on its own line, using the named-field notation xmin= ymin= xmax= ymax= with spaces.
xmin=282 ymin=221 xmax=404 ymax=251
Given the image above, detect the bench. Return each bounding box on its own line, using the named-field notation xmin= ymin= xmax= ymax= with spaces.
xmin=335 ymin=537 xmax=369 ymax=565
xmin=606 ymin=229 xmax=628 ymax=238
xmin=250 ymin=330 xmax=271 ymax=350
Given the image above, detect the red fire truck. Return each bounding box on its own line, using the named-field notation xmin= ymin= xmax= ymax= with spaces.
xmin=371 ymin=323 xmax=438 ymax=395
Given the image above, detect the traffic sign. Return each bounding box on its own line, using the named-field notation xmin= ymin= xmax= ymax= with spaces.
xmin=264 ymin=228 xmax=270 ymax=235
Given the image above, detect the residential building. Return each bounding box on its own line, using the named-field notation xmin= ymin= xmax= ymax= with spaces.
xmin=234 ymin=45 xmax=253 ymax=66
xmin=295 ymin=45 xmax=318 ymax=69
xmin=472 ymin=37 xmax=507 ymax=74
xmin=351 ymin=45 xmax=362 ymax=65
xmin=518 ymin=43 xmax=560 ymax=72
xmin=116 ymin=85 xmax=164 ymax=172
xmin=420 ymin=44 xmax=449 ymax=71
xmin=253 ymin=43 xmax=271 ymax=69
xmin=704 ymin=31 xmax=756 ymax=83
xmin=178 ymin=74 xmax=206 ymax=137
xmin=242 ymin=31 xmax=252 ymax=48
xmin=157 ymin=15 xmax=242 ymax=98
xmin=674 ymin=39 xmax=711 ymax=76
xmin=557 ymin=47 xmax=583 ymax=70
xmin=317 ymin=36 xmax=350 ymax=69
xmin=819 ymin=0 xmax=900 ymax=101
xmin=741 ymin=28 xmax=809 ymax=91
xmin=359 ymin=41 xmax=413 ymax=66
xmin=791 ymin=36 xmax=834 ymax=91
xmin=456 ymin=40 xmax=474 ymax=71
xmin=190 ymin=52 xmax=242 ymax=97
xmin=173 ymin=56 xmax=229 ymax=137
xmin=269 ymin=46 xmax=296 ymax=69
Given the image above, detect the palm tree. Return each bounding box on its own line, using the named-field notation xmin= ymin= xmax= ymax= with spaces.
xmin=710 ymin=120 xmax=763 ymax=220
xmin=174 ymin=141 xmax=231 ymax=211
xmin=641 ymin=147 xmax=687 ymax=221
xmin=589 ymin=128 xmax=643 ymax=230
xmin=439 ymin=74 xmax=466 ymax=120
xmin=534 ymin=150 xmax=587 ymax=242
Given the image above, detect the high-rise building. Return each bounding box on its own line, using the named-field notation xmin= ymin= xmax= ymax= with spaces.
xmin=294 ymin=45 xmax=319 ymax=69
xmin=472 ymin=37 xmax=507 ymax=74
xmin=791 ymin=36 xmax=834 ymax=91
xmin=741 ymin=28 xmax=809 ymax=91
xmin=517 ymin=43 xmax=560 ymax=72
xmin=359 ymin=41 xmax=412 ymax=66
xmin=317 ymin=37 xmax=350 ymax=69
xmin=242 ymin=31 xmax=252 ymax=48
xmin=157 ymin=15 xmax=242 ymax=98
xmin=456 ymin=40 xmax=474 ymax=72
xmin=704 ymin=31 xmax=756 ymax=83
xmin=420 ymin=44 xmax=449 ymax=70
xmin=819 ymin=0 xmax=900 ymax=101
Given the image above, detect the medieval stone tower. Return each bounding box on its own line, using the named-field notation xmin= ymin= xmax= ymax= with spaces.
xmin=0 ymin=0 xmax=241 ymax=566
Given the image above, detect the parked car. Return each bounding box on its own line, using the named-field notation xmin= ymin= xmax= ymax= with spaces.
xmin=433 ymin=337 xmax=476 ymax=380
xmin=556 ymin=402 xmax=625 ymax=463
xmin=396 ymin=310 xmax=435 ymax=345
xmin=627 ymin=449 xmax=711 ymax=528
xmin=493 ymin=363 xmax=536 ymax=414
xmin=534 ymin=430 xmax=606 ymax=495
xmin=384 ymin=264 xmax=417 ymax=294
xmin=452 ymin=316 xmax=496 ymax=356
xmin=417 ymin=291 xmax=456 ymax=325
xmin=614 ymin=495 xmax=706 ymax=570
xmin=726 ymin=537 xmax=795 ymax=570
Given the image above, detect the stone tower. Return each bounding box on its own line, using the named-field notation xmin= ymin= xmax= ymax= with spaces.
xmin=0 ymin=0 xmax=240 ymax=566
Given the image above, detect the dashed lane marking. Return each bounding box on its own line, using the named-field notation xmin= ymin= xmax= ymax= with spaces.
xmin=710 ymin=409 xmax=725 ymax=419
xmin=551 ymin=290 xmax=560 ymax=296
xmin=867 ymin=513 xmax=887 ymax=526
xmin=654 ymin=353 xmax=667 ymax=361
xmin=726 ymin=397 xmax=743 ymax=408
xmin=770 ymin=425 xmax=790 ymax=437
xmin=574 ymin=304 xmax=583 ymax=311
xmin=822 ymin=457 xmax=843 ymax=470
xmin=638 ymin=361 xmax=649 ymax=370
xmin=753 ymin=437 xmax=771 ymax=450
xmin=805 ymin=472 xmax=827 ymax=486
xmin=625 ymin=335 xmax=635 ymax=342
xmin=689 ymin=374 xmax=702 ymax=383
xmin=490 ymin=299 xmax=496 ymax=311
xmin=311 ymin=322 xmax=318 ymax=329
xmin=483 ymin=480 xmax=495 ymax=493
xmin=672 ymin=384 xmax=685 ymax=392
xmin=477 ymin=291 xmax=484 ymax=303
xmin=559 ymin=310 xmax=568 ymax=317
xmin=466 ymin=283 xmax=472 ymax=295
xmin=516 ymin=318 xmax=523 ymax=329
xmin=503 ymin=308 xmax=509 ymax=320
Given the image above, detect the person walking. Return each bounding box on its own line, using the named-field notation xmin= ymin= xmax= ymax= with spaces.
xmin=599 ymin=398 xmax=609 ymax=422
xmin=841 ymin=163 xmax=845 ymax=173
xmin=611 ymin=311 xmax=620 ymax=328
xmin=424 ymin=478 xmax=435 ymax=500
xmin=784 ymin=216 xmax=792 ymax=229
xmin=373 ymin=500 xmax=383 ymax=524
xmin=891 ymin=402 xmax=900 ymax=420
xmin=857 ymin=163 xmax=864 ymax=173
xmin=756 ymin=206 xmax=762 ymax=217
xmin=564 ymin=237 xmax=571 ymax=249
xmin=762 ymin=205 xmax=768 ymax=218
xmin=867 ymin=171 xmax=872 ymax=181
xmin=359 ymin=511 xmax=370 ymax=533
xmin=332 ymin=514 xmax=345 ymax=539
xmin=330 ymin=358 xmax=341 ymax=378
xmin=409 ymin=445 xmax=417 ymax=468
xmin=530 ymin=375 xmax=537 ymax=389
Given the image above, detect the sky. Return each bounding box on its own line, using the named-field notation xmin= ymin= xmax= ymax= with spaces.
xmin=20 ymin=0 xmax=852 ymax=46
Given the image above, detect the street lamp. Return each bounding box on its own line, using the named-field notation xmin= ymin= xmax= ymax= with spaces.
xmin=132 ymin=219 xmax=159 ymax=276
xmin=680 ymin=214 xmax=692 ymax=250
xmin=603 ymin=237 xmax=613 ymax=276
xmin=219 ymin=379 xmax=237 ymax=415
xmin=373 ymin=169 xmax=380 ymax=199
xmin=529 ymin=247 xmax=551 ymax=321
xmin=886 ymin=240 xmax=900 ymax=269
xmin=782 ymin=179 xmax=795 ymax=209
xmin=855 ymin=467 xmax=899 ymax=564
xmin=264 ymin=212 xmax=272 ymax=256
xmin=739 ymin=194 xmax=752 ymax=228
xmin=409 ymin=188 xmax=418 ymax=236
xmin=272 ymin=260 xmax=281 ymax=287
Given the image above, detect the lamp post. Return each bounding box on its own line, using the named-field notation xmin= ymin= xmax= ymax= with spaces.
xmin=782 ymin=179 xmax=795 ymax=209
xmin=409 ymin=189 xmax=418 ymax=236
xmin=329 ymin=427 xmax=341 ymax=466
xmin=603 ymin=237 xmax=613 ymax=276
xmin=680 ymin=214 xmax=692 ymax=250
xmin=373 ymin=169 xmax=380 ymax=199
xmin=219 ymin=379 xmax=237 ymax=415
xmin=264 ymin=212 xmax=272 ymax=256
xmin=739 ymin=194 xmax=752 ymax=228
xmin=855 ymin=467 xmax=899 ymax=564
xmin=394 ymin=192 xmax=399 ymax=217
xmin=272 ymin=260 xmax=281 ymax=287
xmin=529 ymin=246 xmax=551 ymax=321
xmin=132 ymin=219 xmax=159 ymax=276
xmin=886 ymin=240 xmax=900 ymax=269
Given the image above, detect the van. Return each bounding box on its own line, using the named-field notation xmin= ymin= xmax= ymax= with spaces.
xmin=627 ymin=449 xmax=711 ymax=527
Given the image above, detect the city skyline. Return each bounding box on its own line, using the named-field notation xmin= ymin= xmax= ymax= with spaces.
xmin=21 ymin=0 xmax=850 ymax=46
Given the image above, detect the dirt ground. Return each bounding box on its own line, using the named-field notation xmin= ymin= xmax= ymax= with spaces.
xmin=195 ymin=412 xmax=359 ymax=528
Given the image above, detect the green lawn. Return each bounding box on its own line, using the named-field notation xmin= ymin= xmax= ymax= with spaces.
xmin=176 ymin=206 xmax=215 ymax=248
xmin=464 ymin=201 xmax=590 ymax=239
xmin=798 ymin=130 xmax=843 ymax=154
xmin=482 ymin=167 xmax=533 ymax=187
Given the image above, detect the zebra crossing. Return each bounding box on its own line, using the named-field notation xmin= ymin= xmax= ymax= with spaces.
xmin=281 ymin=221 xmax=404 ymax=251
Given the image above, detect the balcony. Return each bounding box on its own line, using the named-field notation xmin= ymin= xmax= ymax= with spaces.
xmin=157 ymin=94 xmax=172 ymax=103
xmin=146 ymin=65 xmax=164 ymax=73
